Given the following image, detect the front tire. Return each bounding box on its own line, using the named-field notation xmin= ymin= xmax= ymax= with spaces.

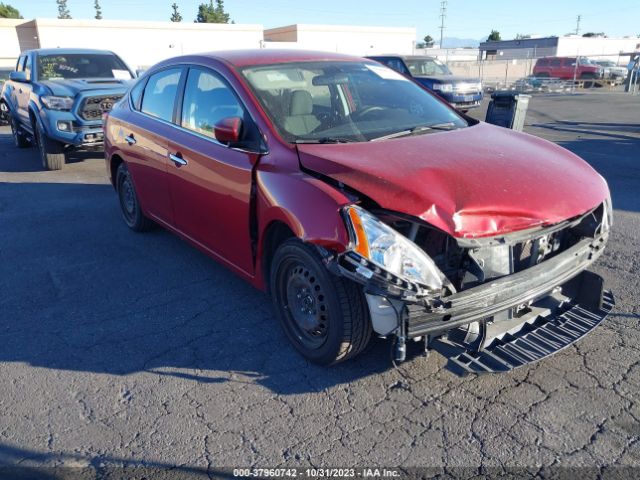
xmin=270 ymin=239 xmax=372 ymax=365
xmin=10 ymin=115 xmax=30 ymax=148
xmin=116 ymin=162 xmax=154 ymax=232
xmin=35 ymin=121 xmax=65 ymax=170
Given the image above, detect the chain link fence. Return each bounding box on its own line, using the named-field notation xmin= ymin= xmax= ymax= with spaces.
xmin=444 ymin=53 xmax=638 ymax=95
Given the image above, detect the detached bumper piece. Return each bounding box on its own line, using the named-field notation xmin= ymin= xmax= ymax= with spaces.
xmin=431 ymin=284 xmax=614 ymax=376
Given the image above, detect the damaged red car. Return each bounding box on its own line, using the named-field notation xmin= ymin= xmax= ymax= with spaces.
xmin=104 ymin=50 xmax=613 ymax=374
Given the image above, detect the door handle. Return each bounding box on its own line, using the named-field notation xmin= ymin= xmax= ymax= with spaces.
xmin=169 ymin=153 xmax=187 ymax=167
xmin=124 ymin=134 xmax=136 ymax=145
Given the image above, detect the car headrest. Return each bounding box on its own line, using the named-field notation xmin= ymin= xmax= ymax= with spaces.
xmin=289 ymin=90 xmax=313 ymax=116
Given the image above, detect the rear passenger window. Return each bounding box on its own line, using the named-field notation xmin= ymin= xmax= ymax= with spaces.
xmin=550 ymin=59 xmax=562 ymax=67
xmin=180 ymin=68 xmax=244 ymax=139
xmin=130 ymin=79 xmax=147 ymax=111
xmin=537 ymin=59 xmax=549 ymax=66
xmin=141 ymin=68 xmax=182 ymax=122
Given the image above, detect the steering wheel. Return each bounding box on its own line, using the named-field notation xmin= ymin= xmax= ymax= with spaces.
xmin=351 ymin=106 xmax=386 ymax=120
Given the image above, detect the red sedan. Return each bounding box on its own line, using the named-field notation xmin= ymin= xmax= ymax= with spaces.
xmin=104 ymin=50 xmax=613 ymax=374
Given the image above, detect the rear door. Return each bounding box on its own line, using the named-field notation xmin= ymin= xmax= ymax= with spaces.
xmin=166 ymin=66 xmax=262 ymax=275
xmin=124 ymin=67 xmax=184 ymax=225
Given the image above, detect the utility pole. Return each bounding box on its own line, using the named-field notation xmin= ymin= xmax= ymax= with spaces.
xmin=575 ymin=15 xmax=581 ymax=35
xmin=439 ymin=0 xmax=447 ymax=49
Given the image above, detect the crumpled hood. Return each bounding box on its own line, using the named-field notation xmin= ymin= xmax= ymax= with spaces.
xmin=40 ymin=78 xmax=130 ymax=97
xmin=296 ymin=122 xmax=609 ymax=239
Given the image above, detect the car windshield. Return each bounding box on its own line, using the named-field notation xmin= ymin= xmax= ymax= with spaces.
xmin=37 ymin=53 xmax=132 ymax=81
xmin=241 ymin=61 xmax=467 ymax=143
xmin=596 ymin=61 xmax=615 ymax=67
xmin=404 ymin=58 xmax=452 ymax=76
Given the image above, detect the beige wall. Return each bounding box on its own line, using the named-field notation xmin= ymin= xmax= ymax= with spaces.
xmin=448 ymin=59 xmax=531 ymax=85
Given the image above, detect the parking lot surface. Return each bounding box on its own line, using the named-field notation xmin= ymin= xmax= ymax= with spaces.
xmin=0 ymin=92 xmax=639 ymax=477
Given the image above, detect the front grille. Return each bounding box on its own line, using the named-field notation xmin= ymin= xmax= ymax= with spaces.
xmin=79 ymin=95 xmax=123 ymax=121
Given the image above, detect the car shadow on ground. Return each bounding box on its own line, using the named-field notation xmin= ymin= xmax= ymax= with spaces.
xmin=0 ymin=133 xmax=99 ymax=173
xmin=0 ymin=181 xmax=413 ymax=396
xmin=0 ymin=441 xmax=220 ymax=479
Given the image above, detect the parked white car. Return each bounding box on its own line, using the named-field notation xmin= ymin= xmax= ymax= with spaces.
xmin=594 ymin=60 xmax=628 ymax=80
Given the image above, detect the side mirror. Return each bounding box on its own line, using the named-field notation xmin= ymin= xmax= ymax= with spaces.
xmin=214 ymin=117 xmax=242 ymax=144
xmin=9 ymin=71 xmax=28 ymax=83
xmin=135 ymin=69 xmax=145 ymax=78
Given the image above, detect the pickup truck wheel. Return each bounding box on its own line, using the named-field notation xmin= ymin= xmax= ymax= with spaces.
xmin=10 ymin=116 xmax=30 ymax=148
xmin=580 ymin=73 xmax=596 ymax=89
xmin=35 ymin=121 xmax=65 ymax=170
xmin=270 ymin=239 xmax=372 ymax=365
xmin=116 ymin=163 xmax=154 ymax=232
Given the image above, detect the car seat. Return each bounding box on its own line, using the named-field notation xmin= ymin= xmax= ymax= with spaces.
xmin=283 ymin=90 xmax=320 ymax=136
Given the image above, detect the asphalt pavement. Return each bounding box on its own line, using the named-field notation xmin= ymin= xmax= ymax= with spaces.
xmin=0 ymin=91 xmax=639 ymax=478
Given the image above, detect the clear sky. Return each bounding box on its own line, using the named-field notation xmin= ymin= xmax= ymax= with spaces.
xmin=15 ymin=0 xmax=640 ymax=42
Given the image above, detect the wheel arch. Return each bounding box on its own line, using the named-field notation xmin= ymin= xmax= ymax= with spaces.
xmin=109 ymin=153 xmax=124 ymax=188
xmin=253 ymin=169 xmax=353 ymax=291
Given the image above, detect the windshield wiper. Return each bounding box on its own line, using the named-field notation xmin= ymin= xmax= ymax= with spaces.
xmin=371 ymin=122 xmax=458 ymax=142
xmin=294 ymin=137 xmax=356 ymax=144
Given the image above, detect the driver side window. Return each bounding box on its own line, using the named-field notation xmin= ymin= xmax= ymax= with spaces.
xmin=181 ymin=68 xmax=244 ymax=141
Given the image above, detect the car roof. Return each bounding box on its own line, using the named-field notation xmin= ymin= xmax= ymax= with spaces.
xmin=25 ymin=48 xmax=117 ymax=56
xmin=184 ymin=49 xmax=368 ymax=67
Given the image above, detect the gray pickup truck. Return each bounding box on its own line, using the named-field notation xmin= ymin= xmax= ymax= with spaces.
xmin=0 ymin=48 xmax=133 ymax=170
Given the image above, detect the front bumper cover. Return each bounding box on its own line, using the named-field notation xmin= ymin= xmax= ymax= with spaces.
xmin=431 ymin=282 xmax=614 ymax=375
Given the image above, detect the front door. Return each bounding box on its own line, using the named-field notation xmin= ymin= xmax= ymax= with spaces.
xmin=166 ymin=66 xmax=262 ymax=275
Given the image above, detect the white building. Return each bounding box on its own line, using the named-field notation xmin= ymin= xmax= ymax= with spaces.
xmin=0 ymin=18 xmax=264 ymax=69
xmin=480 ymin=35 xmax=640 ymax=63
xmin=0 ymin=19 xmax=418 ymax=69
xmin=263 ymin=24 xmax=416 ymax=56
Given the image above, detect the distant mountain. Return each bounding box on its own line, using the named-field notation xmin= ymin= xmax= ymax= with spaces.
xmin=440 ymin=37 xmax=481 ymax=48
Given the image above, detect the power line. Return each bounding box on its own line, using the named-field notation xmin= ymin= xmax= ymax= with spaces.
xmin=439 ymin=0 xmax=447 ymax=48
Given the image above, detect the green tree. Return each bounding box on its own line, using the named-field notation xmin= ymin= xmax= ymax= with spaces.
xmin=170 ymin=2 xmax=182 ymax=22
xmin=487 ymin=30 xmax=501 ymax=41
xmin=195 ymin=0 xmax=230 ymax=23
xmin=515 ymin=33 xmax=530 ymax=39
xmin=56 ymin=0 xmax=71 ymax=19
xmin=423 ymin=35 xmax=434 ymax=47
xmin=94 ymin=0 xmax=102 ymax=19
xmin=582 ymin=32 xmax=605 ymax=37
xmin=0 ymin=2 xmax=22 ymax=18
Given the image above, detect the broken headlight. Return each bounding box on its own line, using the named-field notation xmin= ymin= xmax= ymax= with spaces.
xmin=344 ymin=205 xmax=446 ymax=291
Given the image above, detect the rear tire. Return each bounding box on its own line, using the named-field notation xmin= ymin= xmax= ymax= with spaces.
xmin=116 ymin=162 xmax=154 ymax=232
xmin=270 ymin=239 xmax=372 ymax=365
xmin=10 ymin=115 xmax=30 ymax=148
xmin=35 ymin=121 xmax=65 ymax=170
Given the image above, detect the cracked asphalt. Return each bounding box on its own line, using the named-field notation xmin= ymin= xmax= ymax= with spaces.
xmin=0 ymin=91 xmax=638 ymax=478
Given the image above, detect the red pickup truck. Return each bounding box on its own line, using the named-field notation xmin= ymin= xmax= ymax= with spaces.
xmin=533 ymin=56 xmax=603 ymax=86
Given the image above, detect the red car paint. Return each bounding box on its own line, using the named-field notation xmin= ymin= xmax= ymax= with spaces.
xmin=297 ymin=122 xmax=609 ymax=238
xmin=104 ymin=50 xmax=609 ymax=291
